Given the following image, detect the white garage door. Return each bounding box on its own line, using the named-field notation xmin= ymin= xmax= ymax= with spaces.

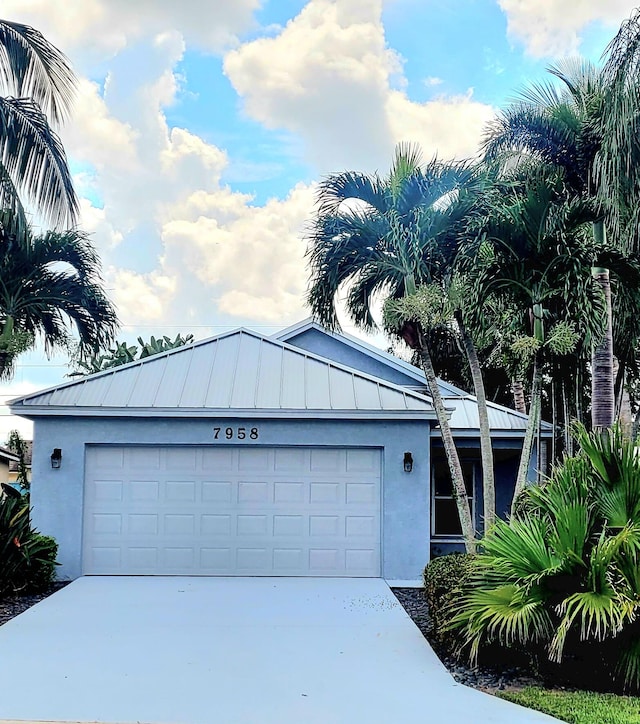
xmin=83 ymin=445 xmax=381 ymax=576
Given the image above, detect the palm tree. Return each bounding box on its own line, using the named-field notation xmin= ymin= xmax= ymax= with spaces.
xmin=0 ymin=225 xmax=118 ymax=379
xmin=484 ymin=59 xmax=619 ymax=431
xmin=466 ymin=164 xmax=640 ymax=504
xmin=0 ymin=19 xmax=78 ymax=232
xmin=306 ymin=144 xmax=494 ymax=551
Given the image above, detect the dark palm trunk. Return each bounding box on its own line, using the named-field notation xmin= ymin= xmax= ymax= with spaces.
xmin=591 ymin=221 xmax=615 ymax=430
xmin=512 ymin=380 xmax=526 ymax=414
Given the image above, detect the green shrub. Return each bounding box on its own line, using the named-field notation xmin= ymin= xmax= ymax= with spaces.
xmin=24 ymin=535 xmax=58 ymax=592
xmin=0 ymin=494 xmax=58 ymax=597
xmin=423 ymin=552 xmax=476 ymax=657
xmin=449 ymin=422 xmax=640 ymax=693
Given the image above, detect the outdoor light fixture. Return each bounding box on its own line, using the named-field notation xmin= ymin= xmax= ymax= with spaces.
xmin=403 ymin=451 xmax=413 ymax=473
xmin=50 ymin=448 xmax=62 ymax=469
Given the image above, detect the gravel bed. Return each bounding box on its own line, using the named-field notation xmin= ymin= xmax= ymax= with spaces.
xmin=392 ymin=587 xmax=542 ymax=693
xmin=0 ymin=582 xmax=69 ymax=626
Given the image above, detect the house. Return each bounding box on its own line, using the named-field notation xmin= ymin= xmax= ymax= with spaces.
xmin=0 ymin=446 xmax=19 ymax=485
xmin=8 ymin=320 xmax=549 ymax=583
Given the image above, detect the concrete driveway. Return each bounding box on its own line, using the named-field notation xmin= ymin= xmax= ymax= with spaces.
xmin=0 ymin=577 xmax=560 ymax=724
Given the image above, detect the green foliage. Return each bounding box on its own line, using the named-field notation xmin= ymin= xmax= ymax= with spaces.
xmin=498 ymin=687 xmax=640 ymax=724
xmin=450 ymin=423 xmax=640 ymax=692
xmin=70 ymin=333 xmax=195 ymax=377
xmin=0 ymin=20 xmax=78 ymax=232
xmin=0 ymin=491 xmax=58 ymax=597
xmin=383 ymin=284 xmax=451 ymax=334
xmin=138 ymin=334 xmax=195 ymax=359
xmin=547 ymin=321 xmax=580 ymax=356
xmin=0 ymin=226 xmax=119 ymax=380
xmin=24 ymin=535 xmax=58 ymax=592
xmin=6 ymin=430 xmax=29 ymax=491
xmin=422 ymin=553 xmax=476 ymax=655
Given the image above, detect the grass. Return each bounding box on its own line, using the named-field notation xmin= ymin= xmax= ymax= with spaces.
xmin=498 ymin=687 xmax=640 ymax=723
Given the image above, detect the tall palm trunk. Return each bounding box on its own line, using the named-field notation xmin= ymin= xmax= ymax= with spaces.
xmin=512 ymin=380 xmax=527 ymax=414
xmin=512 ymin=354 xmax=542 ymax=514
xmin=413 ymin=325 xmax=476 ymax=553
xmin=591 ymin=221 xmax=615 ymax=430
xmin=455 ymin=311 xmax=495 ymax=531
xmin=0 ymin=315 xmax=16 ymax=379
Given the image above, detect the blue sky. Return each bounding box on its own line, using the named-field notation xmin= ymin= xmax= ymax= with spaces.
xmin=0 ymin=0 xmax=635 ymax=437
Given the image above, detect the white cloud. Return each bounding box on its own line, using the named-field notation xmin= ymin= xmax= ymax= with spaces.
xmin=386 ymin=89 xmax=495 ymax=161
xmin=160 ymin=183 xmax=315 ymax=323
xmin=224 ymin=0 xmax=495 ymax=173
xmin=224 ymin=0 xmax=400 ymax=172
xmin=108 ymin=269 xmax=178 ymax=323
xmin=2 ymin=0 xmax=261 ymax=64
xmin=63 ymin=78 xmax=139 ymax=175
xmin=498 ymin=0 xmax=637 ymax=57
xmin=424 ymin=76 xmax=444 ymax=87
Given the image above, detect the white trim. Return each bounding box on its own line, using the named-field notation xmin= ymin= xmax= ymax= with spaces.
xmin=11 ymin=406 xmax=436 ymax=421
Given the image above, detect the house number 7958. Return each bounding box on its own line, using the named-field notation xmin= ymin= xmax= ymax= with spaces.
xmin=213 ymin=427 xmax=259 ymax=440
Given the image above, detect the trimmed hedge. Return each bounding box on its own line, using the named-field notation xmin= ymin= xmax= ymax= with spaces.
xmin=423 ymin=552 xmax=476 ymax=657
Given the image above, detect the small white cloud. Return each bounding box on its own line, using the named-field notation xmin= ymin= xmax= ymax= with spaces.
xmin=424 ymin=76 xmax=443 ymax=87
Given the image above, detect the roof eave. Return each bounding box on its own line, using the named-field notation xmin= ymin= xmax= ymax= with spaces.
xmin=10 ymin=405 xmax=438 ymax=421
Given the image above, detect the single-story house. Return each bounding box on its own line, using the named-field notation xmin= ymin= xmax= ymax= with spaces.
xmin=9 ymin=320 xmax=550 ymax=584
xmin=0 ymin=446 xmax=19 ymax=485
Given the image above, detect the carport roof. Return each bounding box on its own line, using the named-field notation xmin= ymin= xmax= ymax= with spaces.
xmin=9 ymin=329 xmax=437 ymax=420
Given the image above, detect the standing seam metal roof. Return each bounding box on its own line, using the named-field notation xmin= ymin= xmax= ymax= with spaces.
xmin=9 ymin=328 xmax=436 ymax=417
xmin=275 ymin=319 xmax=551 ymax=432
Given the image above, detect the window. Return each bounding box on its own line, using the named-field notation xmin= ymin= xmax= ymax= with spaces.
xmin=432 ymin=457 xmax=476 ymax=538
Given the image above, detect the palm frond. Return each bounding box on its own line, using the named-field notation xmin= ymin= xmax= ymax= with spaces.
xmin=315 ymin=171 xmax=387 ymax=216
xmin=451 ymin=583 xmax=553 ymax=665
xmin=0 ymin=97 xmax=78 ymax=227
xmin=0 ymin=225 xmax=118 ymax=357
xmin=0 ymin=19 xmax=76 ymax=124
xmin=551 ymin=589 xmax=628 ymax=663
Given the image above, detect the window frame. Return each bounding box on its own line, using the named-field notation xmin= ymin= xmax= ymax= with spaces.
xmin=431 ymin=457 xmax=477 ymax=541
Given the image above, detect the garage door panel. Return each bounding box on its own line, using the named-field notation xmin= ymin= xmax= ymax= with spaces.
xmin=83 ymin=446 xmax=381 ymax=576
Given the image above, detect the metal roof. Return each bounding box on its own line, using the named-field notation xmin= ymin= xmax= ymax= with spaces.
xmin=444 ymin=397 xmax=551 ymax=433
xmin=9 ymin=329 xmax=436 ymax=420
xmin=275 ymin=319 xmax=468 ymax=397
xmin=276 ymin=319 xmax=551 ymax=433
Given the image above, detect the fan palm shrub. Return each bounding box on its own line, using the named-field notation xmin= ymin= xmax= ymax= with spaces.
xmin=450 ymin=422 xmax=640 ymax=692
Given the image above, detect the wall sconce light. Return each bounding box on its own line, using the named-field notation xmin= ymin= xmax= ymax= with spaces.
xmin=403 ymin=451 xmax=413 ymax=473
xmin=50 ymin=448 xmax=62 ymax=469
